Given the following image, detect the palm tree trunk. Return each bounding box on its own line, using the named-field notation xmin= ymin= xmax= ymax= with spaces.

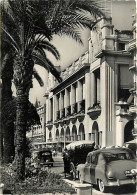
xmin=13 ymin=55 xmax=34 ymax=180
xmin=14 ymin=91 xmax=28 ymax=180
xmin=3 ymin=123 xmax=14 ymax=163
xmin=2 ymin=66 xmax=14 ymax=163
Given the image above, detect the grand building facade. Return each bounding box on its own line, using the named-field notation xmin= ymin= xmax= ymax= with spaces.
xmin=45 ymin=16 xmax=136 ymax=152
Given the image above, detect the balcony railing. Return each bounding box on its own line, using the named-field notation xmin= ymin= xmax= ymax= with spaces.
xmin=87 ymin=103 xmax=101 ymax=119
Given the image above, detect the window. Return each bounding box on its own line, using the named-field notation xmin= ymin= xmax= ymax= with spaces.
xmin=50 ymin=98 xmax=53 ymax=121
xmin=118 ymin=43 xmax=125 ymax=51
xmin=94 ymin=69 xmax=100 ymax=104
xmin=118 ymin=64 xmax=133 ymax=101
xmin=91 ymin=154 xmax=99 ymax=165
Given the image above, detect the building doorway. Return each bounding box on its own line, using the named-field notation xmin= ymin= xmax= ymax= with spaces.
xmin=60 ymin=128 xmax=64 ymax=141
xmin=66 ymin=127 xmax=71 ymax=141
xmin=56 ymin=129 xmax=59 ymax=141
xmin=79 ymin=123 xmax=85 ymax=140
xmin=92 ymin=121 xmax=99 ymax=146
xmin=72 ymin=125 xmax=77 ymax=141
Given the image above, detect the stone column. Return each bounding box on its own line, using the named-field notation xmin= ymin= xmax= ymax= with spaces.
xmin=116 ymin=116 xmax=124 ymax=146
xmin=100 ymin=62 xmax=107 ymax=147
xmin=70 ymin=85 xmax=76 ymax=114
xmin=76 ymin=81 xmax=83 ymax=112
xmin=90 ymin=72 xmax=96 ymax=107
xmin=91 ymin=133 xmax=95 ymax=142
xmin=64 ymin=89 xmax=69 ymax=107
xmin=46 ymin=98 xmax=49 ymax=123
xmin=59 ymin=93 xmax=63 ymax=118
xmin=49 ymin=99 xmax=51 ymax=121
xmin=85 ymin=73 xmax=91 ymax=112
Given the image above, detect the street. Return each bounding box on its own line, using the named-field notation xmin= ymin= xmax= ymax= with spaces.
xmin=47 ymin=154 xmax=137 ymax=195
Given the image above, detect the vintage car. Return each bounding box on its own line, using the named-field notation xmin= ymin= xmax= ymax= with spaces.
xmin=77 ymin=146 xmax=136 ymax=193
xmin=63 ymin=140 xmax=95 ymax=180
xmin=37 ymin=150 xmax=54 ymax=167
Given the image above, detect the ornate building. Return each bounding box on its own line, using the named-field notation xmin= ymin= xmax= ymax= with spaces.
xmin=26 ymin=101 xmax=46 ymax=150
xmin=45 ymin=2 xmax=136 ymax=152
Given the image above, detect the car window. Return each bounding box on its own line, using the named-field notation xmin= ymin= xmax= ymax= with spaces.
xmin=97 ymin=153 xmax=105 ymax=164
xmin=91 ymin=154 xmax=98 ymax=165
xmin=103 ymin=152 xmax=135 ymax=163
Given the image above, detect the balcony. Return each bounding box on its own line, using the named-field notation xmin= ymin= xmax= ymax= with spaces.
xmin=46 ymin=120 xmax=53 ymax=129
xmin=87 ymin=103 xmax=101 ymax=120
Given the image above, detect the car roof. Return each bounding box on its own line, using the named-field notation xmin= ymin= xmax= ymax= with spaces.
xmin=88 ymin=147 xmax=133 ymax=156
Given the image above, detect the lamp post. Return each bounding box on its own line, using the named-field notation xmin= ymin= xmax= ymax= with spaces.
xmin=64 ymin=122 xmax=67 ymax=149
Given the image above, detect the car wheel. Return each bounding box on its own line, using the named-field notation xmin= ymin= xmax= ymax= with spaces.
xmin=70 ymin=162 xmax=76 ymax=180
xmin=98 ymin=179 xmax=107 ymax=193
xmin=51 ymin=163 xmax=53 ymax=167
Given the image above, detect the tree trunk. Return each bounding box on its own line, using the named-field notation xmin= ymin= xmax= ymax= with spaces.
xmin=3 ymin=123 xmax=15 ymax=163
xmin=13 ymin=54 xmax=34 ymax=180
xmin=14 ymin=91 xmax=28 ymax=180
xmin=2 ymin=62 xmax=14 ymax=163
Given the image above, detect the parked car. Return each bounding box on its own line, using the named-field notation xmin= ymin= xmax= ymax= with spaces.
xmin=63 ymin=141 xmax=95 ymax=180
xmin=77 ymin=146 xmax=136 ymax=193
xmin=37 ymin=150 xmax=54 ymax=167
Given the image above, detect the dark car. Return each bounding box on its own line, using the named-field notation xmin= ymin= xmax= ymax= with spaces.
xmin=63 ymin=141 xmax=95 ymax=180
xmin=37 ymin=150 xmax=54 ymax=167
xmin=77 ymin=146 xmax=136 ymax=193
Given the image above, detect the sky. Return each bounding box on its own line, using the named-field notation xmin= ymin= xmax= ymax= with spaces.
xmin=27 ymin=0 xmax=136 ymax=105
xmin=29 ymin=29 xmax=91 ymax=105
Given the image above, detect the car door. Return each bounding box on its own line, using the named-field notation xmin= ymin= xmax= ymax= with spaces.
xmin=90 ymin=153 xmax=99 ymax=184
xmin=84 ymin=155 xmax=91 ymax=183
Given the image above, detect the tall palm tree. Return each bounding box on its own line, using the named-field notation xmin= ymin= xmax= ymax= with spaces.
xmin=1 ymin=40 xmax=60 ymax=164
xmin=2 ymin=0 xmax=105 ymax=180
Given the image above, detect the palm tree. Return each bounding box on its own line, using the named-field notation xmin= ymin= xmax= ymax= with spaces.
xmin=1 ymin=40 xmax=60 ymax=164
xmin=2 ymin=0 xmax=105 ymax=180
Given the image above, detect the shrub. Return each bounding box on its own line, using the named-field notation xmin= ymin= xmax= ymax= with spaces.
xmin=2 ymin=163 xmax=76 ymax=194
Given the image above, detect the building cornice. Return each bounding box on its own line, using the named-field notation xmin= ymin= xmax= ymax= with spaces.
xmin=95 ymin=49 xmax=132 ymax=58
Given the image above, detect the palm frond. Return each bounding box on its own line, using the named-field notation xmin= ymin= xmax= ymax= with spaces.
xmin=32 ymin=51 xmax=62 ymax=83
xmin=36 ymin=40 xmax=60 ymax=60
xmin=33 ymin=68 xmax=44 ymax=87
